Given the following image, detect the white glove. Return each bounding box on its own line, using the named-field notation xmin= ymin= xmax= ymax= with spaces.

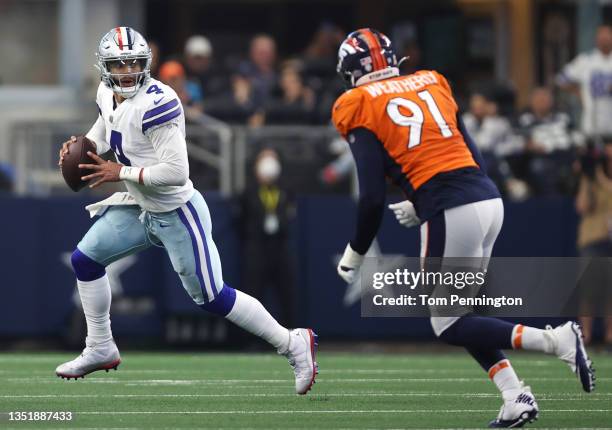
xmin=388 ymin=200 xmax=421 ymax=228
xmin=337 ymin=243 xmax=365 ymax=283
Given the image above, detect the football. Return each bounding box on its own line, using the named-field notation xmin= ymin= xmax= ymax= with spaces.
xmin=60 ymin=135 xmax=97 ymax=192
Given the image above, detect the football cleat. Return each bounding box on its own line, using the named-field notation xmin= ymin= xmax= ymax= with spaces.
xmin=281 ymin=328 xmax=318 ymax=395
xmin=545 ymin=321 xmax=595 ymax=392
xmin=55 ymin=338 xmax=121 ymax=380
xmin=489 ymin=383 xmax=539 ymax=428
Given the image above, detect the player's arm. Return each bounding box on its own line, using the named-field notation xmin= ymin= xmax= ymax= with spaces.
xmin=456 ymin=113 xmax=486 ymax=170
xmin=575 ymin=174 xmax=594 ymax=215
xmin=80 ymin=121 xmax=189 ymax=188
xmin=140 ymin=121 xmax=189 ymax=186
xmin=556 ymin=55 xmax=583 ymax=98
xmin=59 ymin=107 xmax=109 ymax=166
xmin=337 ymin=127 xmax=386 ymax=283
xmin=85 ymin=111 xmax=111 ymax=155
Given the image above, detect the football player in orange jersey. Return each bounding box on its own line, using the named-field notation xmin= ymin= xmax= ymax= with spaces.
xmin=332 ymin=28 xmax=595 ymax=428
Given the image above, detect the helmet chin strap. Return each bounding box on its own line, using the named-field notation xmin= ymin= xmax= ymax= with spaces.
xmin=354 ymin=67 xmax=400 ymax=87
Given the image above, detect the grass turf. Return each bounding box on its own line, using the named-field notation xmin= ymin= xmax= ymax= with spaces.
xmin=0 ymin=351 xmax=610 ymax=429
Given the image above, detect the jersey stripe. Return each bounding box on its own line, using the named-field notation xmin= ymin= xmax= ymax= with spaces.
xmin=143 ymin=98 xmax=179 ymax=120
xmin=142 ymin=107 xmax=182 ymax=132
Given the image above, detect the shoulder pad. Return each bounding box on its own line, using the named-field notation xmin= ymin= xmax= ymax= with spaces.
xmin=332 ymin=89 xmax=372 ymax=138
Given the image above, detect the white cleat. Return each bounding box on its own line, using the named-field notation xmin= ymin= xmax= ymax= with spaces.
xmin=281 ymin=328 xmax=318 ymax=395
xmin=545 ymin=321 xmax=595 ymax=392
xmin=55 ymin=338 xmax=121 ymax=380
xmin=489 ymin=383 xmax=539 ymax=428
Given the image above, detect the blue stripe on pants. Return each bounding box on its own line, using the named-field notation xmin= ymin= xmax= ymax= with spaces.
xmin=185 ymin=200 xmax=218 ymax=298
xmin=176 ymin=207 xmax=209 ymax=302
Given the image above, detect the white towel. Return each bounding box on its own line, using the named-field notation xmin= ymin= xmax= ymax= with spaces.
xmin=85 ymin=192 xmax=139 ymax=218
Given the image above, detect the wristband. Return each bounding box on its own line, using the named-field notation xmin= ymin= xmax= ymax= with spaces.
xmin=119 ymin=166 xmax=144 ymax=184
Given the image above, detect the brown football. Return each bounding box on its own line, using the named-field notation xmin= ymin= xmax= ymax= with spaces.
xmin=60 ymin=135 xmax=97 ymax=192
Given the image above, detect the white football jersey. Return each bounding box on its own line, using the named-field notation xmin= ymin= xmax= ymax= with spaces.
xmin=91 ymin=78 xmax=194 ymax=212
xmin=560 ymin=49 xmax=612 ymax=136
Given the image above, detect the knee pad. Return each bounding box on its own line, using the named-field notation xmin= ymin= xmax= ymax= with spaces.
xmin=71 ymin=248 xmax=106 ymax=281
xmin=199 ymin=284 xmax=236 ymax=317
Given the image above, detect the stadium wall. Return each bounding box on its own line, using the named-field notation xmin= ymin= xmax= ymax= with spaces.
xmin=0 ymin=194 xmax=578 ymax=342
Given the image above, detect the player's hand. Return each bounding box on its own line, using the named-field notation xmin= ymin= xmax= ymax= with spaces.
xmin=337 ymin=243 xmax=365 ymax=283
xmin=58 ymin=135 xmax=77 ymax=166
xmin=388 ymin=200 xmax=421 ymax=228
xmin=79 ymin=151 xmax=122 ymax=188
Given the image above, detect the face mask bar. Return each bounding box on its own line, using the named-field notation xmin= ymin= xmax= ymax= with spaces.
xmin=96 ymin=54 xmax=151 ymax=98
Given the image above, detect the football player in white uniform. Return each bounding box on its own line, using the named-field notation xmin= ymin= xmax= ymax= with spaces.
xmin=57 ymin=27 xmax=318 ymax=395
xmin=558 ymin=24 xmax=612 ymax=137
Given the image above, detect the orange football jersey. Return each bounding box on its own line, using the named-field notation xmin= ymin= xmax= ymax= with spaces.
xmin=332 ymin=70 xmax=477 ymax=190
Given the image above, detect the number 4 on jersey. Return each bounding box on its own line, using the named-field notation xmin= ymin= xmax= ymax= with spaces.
xmin=110 ymin=130 xmax=131 ymax=166
xmin=386 ymin=90 xmax=453 ymax=149
xmin=146 ymin=85 xmax=163 ymax=95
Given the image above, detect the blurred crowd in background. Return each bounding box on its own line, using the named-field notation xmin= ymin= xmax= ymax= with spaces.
xmin=144 ymin=22 xmax=612 ymax=205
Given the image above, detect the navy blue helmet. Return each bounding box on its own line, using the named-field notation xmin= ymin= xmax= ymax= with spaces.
xmin=336 ymin=28 xmax=401 ymax=88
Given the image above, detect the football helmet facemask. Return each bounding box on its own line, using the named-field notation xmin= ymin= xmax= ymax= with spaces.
xmin=96 ymin=27 xmax=152 ymax=99
xmin=336 ymin=28 xmax=404 ymax=88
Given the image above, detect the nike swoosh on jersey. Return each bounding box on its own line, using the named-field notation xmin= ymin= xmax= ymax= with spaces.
xmin=154 ymin=98 xmax=164 ymax=105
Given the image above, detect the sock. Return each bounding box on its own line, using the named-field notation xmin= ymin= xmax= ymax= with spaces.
xmin=224 ymin=290 xmax=290 ymax=353
xmin=439 ymin=315 xmax=514 ymax=349
xmin=489 ymin=359 xmax=522 ymax=401
xmin=511 ymin=324 xmax=555 ymax=353
xmin=77 ymin=274 xmax=113 ymax=345
xmin=199 ymin=284 xmax=236 ymax=316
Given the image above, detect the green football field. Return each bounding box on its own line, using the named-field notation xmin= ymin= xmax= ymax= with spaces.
xmin=0 ymin=350 xmax=610 ymax=429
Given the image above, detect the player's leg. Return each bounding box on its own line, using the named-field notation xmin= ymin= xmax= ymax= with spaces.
xmin=430 ymin=199 xmax=594 ymax=393
xmin=425 ymin=199 xmax=538 ymax=427
xmin=56 ymin=205 xmax=152 ymax=379
xmin=152 ymin=190 xmax=317 ymax=394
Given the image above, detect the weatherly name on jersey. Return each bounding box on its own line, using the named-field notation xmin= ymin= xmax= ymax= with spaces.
xmin=362 ymin=71 xmax=438 ymax=98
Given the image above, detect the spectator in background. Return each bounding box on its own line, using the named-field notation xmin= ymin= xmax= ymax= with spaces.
xmin=575 ymin=139 xmax=612 ymax=346
xmin=301 ymin=24 xmax=346 ymax=123
xmin=517 ymin=87 xmax=584 ymax=195
xmin=239 ymin=34 xmax=278 ymax=109
xmin=241 ymin=149 xmax=294 ymax=326
xmin=183 ymin=35 xmax=226 ymax=98
xmin=202 ymin=73 xmax=264 ymax=126
xmin=265 ymin=60 xmax=315 ymax=124
xmin=462 ymin=92 xmax=527 ymax=199
xmin=302 ymin=23 xmax=344 ymax=76
xmin=158 ymin=60 xmax=203 ymax=119
xmin=398 ymin=40 xmax=423 ymax=75
xmin=558 ymin=24 xmax=612 ymax=137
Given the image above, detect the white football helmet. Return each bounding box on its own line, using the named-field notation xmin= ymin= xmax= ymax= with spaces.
xmin=96 ymin=26 xmax=152 ymax=98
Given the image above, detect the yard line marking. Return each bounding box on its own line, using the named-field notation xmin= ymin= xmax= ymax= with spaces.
xmin=4 ymin=376 xmax=612 ymax=384
xmin=73 ymin=409 xmax=612 ymax=415
xmin=2 ymin=392 xmax=612 ymax=399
